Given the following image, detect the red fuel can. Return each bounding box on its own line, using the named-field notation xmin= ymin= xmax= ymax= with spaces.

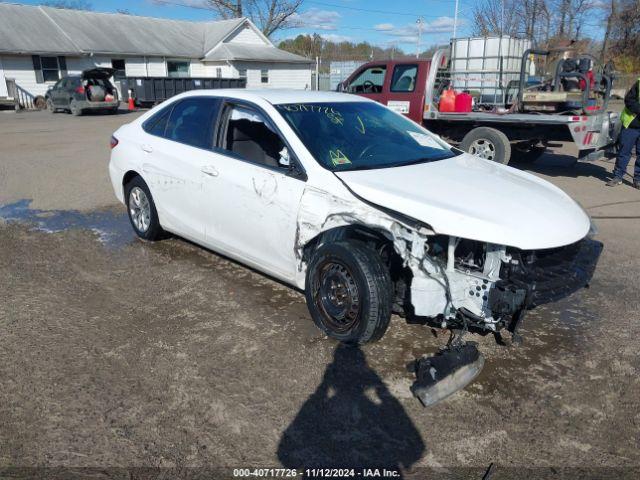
xmin=455 ymin=92 xmax=473 ymax=112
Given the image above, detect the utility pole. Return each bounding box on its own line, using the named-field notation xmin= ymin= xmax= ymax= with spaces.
xmin=453 ymin=0 xmax=459 ymax=39
xmin=416 ymin=17 xmax=424 ymax=58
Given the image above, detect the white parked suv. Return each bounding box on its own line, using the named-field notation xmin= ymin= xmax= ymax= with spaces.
xmin=108 ymin=90 xmax=602 ymax=344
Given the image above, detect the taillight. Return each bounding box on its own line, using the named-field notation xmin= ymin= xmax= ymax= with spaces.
xmin=110 ymin=135 xmax=119 ymax=149
xmin=75 ymin=86 xmax=85 ymax=94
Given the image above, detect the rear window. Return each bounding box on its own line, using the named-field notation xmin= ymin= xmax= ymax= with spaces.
xmin=143 ymin=107 xmax=172 ymax=137
xmin=390 ymin=64 xmax=418 ymax=92
xmin=165 ymin=97 xmax=219 ymax=149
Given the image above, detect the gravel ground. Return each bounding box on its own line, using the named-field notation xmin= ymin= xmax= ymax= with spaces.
xmin=0 ymin=109 xmax=639 ymax=479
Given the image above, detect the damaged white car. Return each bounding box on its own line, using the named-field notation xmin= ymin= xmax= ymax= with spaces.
xmin=109 ymin=90 xmax=602 ymax=350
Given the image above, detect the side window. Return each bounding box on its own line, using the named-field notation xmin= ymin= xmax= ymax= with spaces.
xmin=222 ymin=105 xmax=286 ymax=169
xmin=143 ymin=107 xmax=172 ymax=137
xmin=390 ymin=64 xmax=418 ymax=92
xmin=347 ymin=66 xmax=387 ymax=94
xmin=165 ymin=98 xmax=219 ymax=148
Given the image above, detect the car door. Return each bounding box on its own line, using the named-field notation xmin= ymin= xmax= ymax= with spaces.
xmin=344 ymin=64 xmax=388 ymax=102
xmin=200 ymin=101 xmax=307 ymax=281
xmin=139 ymin=97 xmax=221 ymax=243
xmin=385 ymin=63 xmax=426 ymax=124
xmin=50 ymin=78 xmax=66 ymax=106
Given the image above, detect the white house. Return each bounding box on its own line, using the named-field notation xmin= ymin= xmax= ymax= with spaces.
xmin=0 ymin=3 xmax=313 ymax=101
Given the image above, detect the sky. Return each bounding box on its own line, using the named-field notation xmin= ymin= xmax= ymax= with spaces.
xmin=7 ymin=0 xmax=605 ymax=53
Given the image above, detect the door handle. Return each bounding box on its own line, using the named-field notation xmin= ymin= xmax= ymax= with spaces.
xmin=201 ymin=165 xmax=219 ymax=177
xmin=141 ymin=144 xmax=153 ymax=153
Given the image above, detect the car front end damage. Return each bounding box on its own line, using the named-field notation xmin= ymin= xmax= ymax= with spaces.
xmin=296 ymin=186 xmax=602 ymax=405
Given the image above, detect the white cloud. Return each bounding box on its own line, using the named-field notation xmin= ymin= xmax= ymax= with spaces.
xmin=320 ymin=33 xmax=354 ymax=43
xmin=381 ymin=16 xmax=461 ymax=42
xmin=374 ymin=23 xmax=395 ymax=32
xmin=289 ymin=8 xmax=341 ymax=31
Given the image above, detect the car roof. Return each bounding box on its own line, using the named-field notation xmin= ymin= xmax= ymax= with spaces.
xmin=178 ymin=89 xmax=372 ymax=105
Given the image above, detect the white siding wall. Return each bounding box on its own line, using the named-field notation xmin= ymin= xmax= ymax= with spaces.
xmin=1 ymin=54 xmax=57 ymax=97
xmin=232 ymin=61 xmax=312 ymax=90
xmin=225 ymin=25 xmax=268 ymax=45
xmin=146 ymin=57 xmax=167 ymax=77
xmin=190 ymin=59 xmax=206 ymax=77
xmin=204 ymin=62 xmax=234 ymax=78
xmin=124 ymin=57 xmax=147 ymax=77
xmin=0 ymin=57 xmax=7 ymax=97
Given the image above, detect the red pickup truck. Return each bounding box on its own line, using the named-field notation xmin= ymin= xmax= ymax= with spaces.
xmin=338 ymin=48 xmax=619 ymax=165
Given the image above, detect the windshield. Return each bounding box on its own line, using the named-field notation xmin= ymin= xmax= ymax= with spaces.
xmin=274 ymin=102 xmax=458 ymax=171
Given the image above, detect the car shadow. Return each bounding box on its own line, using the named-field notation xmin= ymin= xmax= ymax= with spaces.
xmin=277 ymin=344 xmax=425 ymax=477
xmin=510 ymin=152 xmax=615 ymax=181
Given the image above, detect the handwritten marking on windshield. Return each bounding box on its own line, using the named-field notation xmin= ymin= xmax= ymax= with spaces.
xmin=356 ymin=115 xmax=366 ymax=134
xmin=330 ymin=149 xmax=351 ymax=166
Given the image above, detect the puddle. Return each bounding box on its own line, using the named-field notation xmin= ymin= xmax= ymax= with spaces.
xmin=0 ymin=199 xmax=134 ymax=248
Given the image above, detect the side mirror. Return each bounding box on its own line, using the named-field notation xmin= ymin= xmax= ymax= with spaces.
xmin=278 ymin=146 xmax=291 ymax=168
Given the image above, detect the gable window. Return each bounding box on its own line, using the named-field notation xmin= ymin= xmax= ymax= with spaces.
xmin=111 ymin=59 xmax=126 ymax=80
xmin=261 ymin=69 xmax=269 ymax=84
xmin=32 ymin=55 xmax=67 ymax=83
xmin=167 ymin=60 xmax=190 ymax=78
xmin=216 ymin=67 xmax=222 ymax=78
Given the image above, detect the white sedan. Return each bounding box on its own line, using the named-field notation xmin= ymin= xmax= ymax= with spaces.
xmin=108 ymin=90 xmax=602 ymax=344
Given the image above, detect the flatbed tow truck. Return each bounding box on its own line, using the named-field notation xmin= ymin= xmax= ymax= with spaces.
xmin=340 ymin=38 xmax=621 ymax=165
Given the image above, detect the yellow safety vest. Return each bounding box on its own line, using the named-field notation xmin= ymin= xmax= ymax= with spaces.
xmin=621 ymin=78 xmax=640 ymax=129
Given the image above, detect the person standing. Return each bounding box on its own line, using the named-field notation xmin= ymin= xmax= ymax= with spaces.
xmin=608 ymin=78 xmax=640 ymax=187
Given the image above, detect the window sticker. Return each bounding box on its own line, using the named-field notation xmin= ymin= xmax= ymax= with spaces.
xmin=330 ymin=149 xmax=351 ymax=166
xmin=407 ymin=131 xmax=444 ymax=149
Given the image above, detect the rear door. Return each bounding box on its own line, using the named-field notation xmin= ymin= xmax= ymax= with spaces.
xmin=139 ymin=96 xmax=220 ymax=242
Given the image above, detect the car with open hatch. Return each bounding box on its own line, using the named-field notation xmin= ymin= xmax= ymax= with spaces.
xmin=108 ymin=89 xmax=602 ymax=346
xmin=46 ymin=67 xmax=119 ymax=116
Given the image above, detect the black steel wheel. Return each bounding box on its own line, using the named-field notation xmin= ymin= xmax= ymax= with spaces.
xmin=305 ymin=241 xmax=392 ymax=344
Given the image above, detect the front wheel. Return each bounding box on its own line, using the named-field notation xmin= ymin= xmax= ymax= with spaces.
xmin=460 ymin=127 xmax=511 ymax=164
xmin=124 ymin=176 xmax=163 ymax=241
xmin=305 ymin=241 xmax=392 ymax=344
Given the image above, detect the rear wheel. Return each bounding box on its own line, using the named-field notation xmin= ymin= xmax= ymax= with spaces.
xmin=305 ymin=241 xmax=392 ymax=344
xmin=46 ymin=98 xmax=57 ymax=113
xmin=69 ymin=99 xmax=82 ymax=116
xmin=460 ymin=127 xmax=511 ymax=164
xmin=124 ymin=176 xmax=163 ymax=241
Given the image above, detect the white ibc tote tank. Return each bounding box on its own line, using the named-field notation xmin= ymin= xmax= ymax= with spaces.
xmin=450 ymin=36 xmax=531 ymax=105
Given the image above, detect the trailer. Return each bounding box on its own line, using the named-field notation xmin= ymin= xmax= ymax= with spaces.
xmin=339 ymin=37 xmax=621 ymax=165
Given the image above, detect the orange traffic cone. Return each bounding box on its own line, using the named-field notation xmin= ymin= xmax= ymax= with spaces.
xmin=128 ymin=97 xmax=135 ymax=111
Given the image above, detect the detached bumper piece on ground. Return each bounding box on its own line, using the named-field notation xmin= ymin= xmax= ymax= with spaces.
xmin=411 ymin=343 xmax=485 ymax=407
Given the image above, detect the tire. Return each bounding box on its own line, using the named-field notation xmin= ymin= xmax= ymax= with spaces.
xmin=46 ymin=98 xmax=57 ymax=113
xmin=69 ymin=99 xmax=83 ymax=116
xmin=34 ymin=96 xmax=46 ymax=110
xmin=124 ymin=176 xmax=163 ymax=241
xmin=108 ymin=107 xmax=118 ymax=115
xmin=460 ymin=127 xmax=511 ymax=164
xmin=305 ymin=241 xmax=393 ymax=344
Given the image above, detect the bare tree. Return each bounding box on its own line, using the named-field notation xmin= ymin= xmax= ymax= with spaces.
xmin=205 ymin=0 xmax=303 ymax=37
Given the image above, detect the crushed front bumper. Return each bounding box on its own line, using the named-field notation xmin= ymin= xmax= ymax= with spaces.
xmin=497 ymin=238 xmax=603 ymax=309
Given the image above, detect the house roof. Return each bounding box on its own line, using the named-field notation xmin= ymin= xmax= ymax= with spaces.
xmin=204 ymin=43 xmax=314 ymax=64
xmin=0 ymin=3 xmax=311 ymax=63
